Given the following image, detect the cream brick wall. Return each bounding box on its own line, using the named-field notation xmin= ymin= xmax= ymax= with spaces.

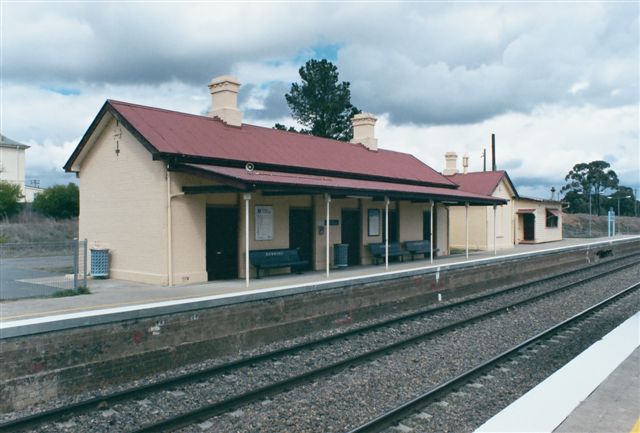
xmin=78 ymin=116 xmax=169 ymax=284
xmin=449 ymin=205 xmax=487 ymax=250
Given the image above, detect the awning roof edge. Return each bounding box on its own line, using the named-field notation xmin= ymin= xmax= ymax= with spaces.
xmin=175 ymin=163 xmax=507 ymax=206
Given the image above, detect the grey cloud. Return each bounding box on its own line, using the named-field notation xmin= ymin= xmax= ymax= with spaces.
xmin=243 ymin=82 xmax=291 ymax=121
xmin=4 ymin=2 xmax=638 ymax=128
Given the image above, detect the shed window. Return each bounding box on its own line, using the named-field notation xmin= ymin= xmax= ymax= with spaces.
xmin=546 ymin=208 xmax=559 ymax=228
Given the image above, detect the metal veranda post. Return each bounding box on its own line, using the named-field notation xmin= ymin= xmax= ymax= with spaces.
xmin=244 ymin=193 xmax=251 ymax=287
xmin=493 ymin=205 xmax=497 ymax=255
xmin=430 ymin=200 xmax=434 ymax=264
xmin=385 ymin=196 xmax=390 ymax=270
xmin=325 ymin=194 xmax=331 ymax=278
xmin=465 ymin=202 xmax=469 ymax=259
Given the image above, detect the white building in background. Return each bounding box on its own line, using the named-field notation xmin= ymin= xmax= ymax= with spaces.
xmin=0 ymin=134 xmax=44 ymax=202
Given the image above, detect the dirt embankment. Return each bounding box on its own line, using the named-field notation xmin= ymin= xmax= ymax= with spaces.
xmin=563 ymin=213 xmax=640 ymax=238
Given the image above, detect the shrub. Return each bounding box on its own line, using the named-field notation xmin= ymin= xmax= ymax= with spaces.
xmin=33 ymin=183 xmax=79 ymax=219
xmin=0 ymin=181 xmax=23 ymax=218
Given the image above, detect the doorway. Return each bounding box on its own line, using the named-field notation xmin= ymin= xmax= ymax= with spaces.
xmin=341 ymin=209 xmax=361 ymax=266
xmin=289 ymin=208 xmax=313 ymax=270
xmin=423 ymin=209 xmax=438 ymax=247
xmin=523 ymin=214 xmax=535 ymax=241
xmin=206 ymin=207 xmax=238 ymax=280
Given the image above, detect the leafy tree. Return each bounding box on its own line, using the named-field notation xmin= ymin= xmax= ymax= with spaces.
xmin=0 ymin=181 xmax=23 ymax=218
xmin=33 ymin=183 xmax=79 ymax=219
xmin=561 ymin=161 xmax=619 ymax=215
xmin=273 ymin=123 xmax=300 ymax=133
xmin=279 ymin=59 xmax=361 ymax=141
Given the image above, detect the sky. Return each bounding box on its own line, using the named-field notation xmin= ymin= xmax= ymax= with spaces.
xmin=1 ymin=1 xmax=638 ymax=199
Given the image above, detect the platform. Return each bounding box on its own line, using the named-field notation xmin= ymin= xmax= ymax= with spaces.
xmin=0 ymin=236 xmax=637 ymax=331
xmin=476 ymin=311 xmax=640 ymax=433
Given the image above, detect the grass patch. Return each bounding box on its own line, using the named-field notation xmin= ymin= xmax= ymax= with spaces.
xmin=52 ymin=286 xmax=91 ymax=297
xmin=36 ymin=266 xmax=74 ymax=274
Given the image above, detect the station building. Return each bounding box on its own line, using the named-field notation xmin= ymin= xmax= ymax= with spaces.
xmin=64 ymin=75 xmax=505 ymax=285
xmin=443 ymin=152 xmax=562 ymax=251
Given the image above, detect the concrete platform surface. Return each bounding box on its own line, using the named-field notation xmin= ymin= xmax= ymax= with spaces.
xmin=476 ymin=311 xmax=640 ymax=433
xmin=0 ymin=236 xmax=637 ymax=326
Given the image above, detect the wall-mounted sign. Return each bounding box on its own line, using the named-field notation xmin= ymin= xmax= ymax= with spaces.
xmin=368 ymin=208 xmax=380 ymax=236
xmin=324 ymin=219 xmax=340 ymax=226
xmin=255 ymin=206 xmax=274 ymax=240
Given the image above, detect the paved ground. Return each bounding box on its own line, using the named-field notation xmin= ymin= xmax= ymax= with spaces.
xmin=0 ymin=255 xmax=75 ymax=300
xmin=0 ymin=235 xmax=637 ymax=322
xmin=554 ymin=347 xmax=640 ymax=433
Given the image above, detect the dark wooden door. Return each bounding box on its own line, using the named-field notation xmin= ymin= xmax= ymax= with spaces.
xmin=423 ymin=210 xmax=437 ymax=247
xmin=341 ymin=209 xmax=361 ymax=266
xmin=523 ymin=214 xmax=535 ymax=241
xmin=388 ymin=210 xmax=399 ymax=242
xmin=206 ymin=207 xmax=238 ymax=280
xmin=289 ymin=208 xmax=313 ymax=270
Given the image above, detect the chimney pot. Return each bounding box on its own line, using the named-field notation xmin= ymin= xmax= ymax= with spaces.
xmin=350 ymin=113 xmax=378 ymax=151
xmin=443 ymin=151 xmax=459 ymax=175
xmin=208 ymin=75 xmax=242 ymax=127
xmin=462 ymin=152 xmax=469 ymax=174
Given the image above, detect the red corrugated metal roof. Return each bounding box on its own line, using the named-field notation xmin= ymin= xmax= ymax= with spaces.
xmin=182 ymin=164 xmax=505 ymax=204
xmin=447 ymin=171 xmax=509 ymax=196
xmin=108 ymin=100 xmax=456 ymax=187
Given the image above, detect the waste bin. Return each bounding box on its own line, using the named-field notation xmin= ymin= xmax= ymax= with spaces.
xmin=90 ymin=248 xmax=110 ymax=278
xmin=334 ymin=243 xmax=349 ymax=267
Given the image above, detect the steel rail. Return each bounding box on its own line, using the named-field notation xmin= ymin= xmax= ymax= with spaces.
xmin=128 ymin=261 xmax=640 ymax=432
xmin=1 ymin=254 xmax=638 ymax=433
xmin=345 ymin=281 xmax=640 ymax=433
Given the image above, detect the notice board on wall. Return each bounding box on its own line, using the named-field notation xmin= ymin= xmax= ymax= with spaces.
xmin=255 ymin=206 xmax=274 ymax=240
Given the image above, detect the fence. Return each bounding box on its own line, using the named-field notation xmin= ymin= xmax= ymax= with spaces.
xmin=0 ymin=239 xmax=87 ymax=300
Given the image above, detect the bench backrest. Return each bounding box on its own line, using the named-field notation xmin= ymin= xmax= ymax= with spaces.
xmin=249 ymin=248 xmax=302 ymax=266
xmin=368 ymin=242 xmax=403 ymax=256
xmin=404 ymin=240 xmax=430 ymax=252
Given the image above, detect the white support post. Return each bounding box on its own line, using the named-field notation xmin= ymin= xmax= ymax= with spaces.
xmin=244 ymin=193 xmax=251 ymax=287
xmin=465 ymin=202 xmax=469 ymax=259
xmin=385 ymin=196 xmax=390 ymax=270
xmin=325 ymin=193 xmax=331 ymax=278
xmin=430 ymin=200 xmax=434 ymax=264
xmin=493 ymin=205 xmax=497 ymax=255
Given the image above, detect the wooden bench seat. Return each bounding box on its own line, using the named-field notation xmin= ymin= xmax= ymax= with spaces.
xmin=368 ymin=242 xmax=406 ymax=265
xmin=404 ymin=240 xmax=439 ymax=260
xmin=249 ymin=248 xmax=309 ymax=279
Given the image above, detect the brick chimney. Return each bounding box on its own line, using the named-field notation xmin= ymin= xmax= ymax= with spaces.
xmin=351 ymin=113 xmax=378 ymax=151
xmin=443 ymin=152 xmax=459 ymax=175
xmin=208 ymin=75 xmax=242 ymax=127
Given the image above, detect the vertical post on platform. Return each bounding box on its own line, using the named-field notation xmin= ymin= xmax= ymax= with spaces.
xmin=325 ymin=193 xmax=331 ymax=278
xmin=73 ymin=237 xmax=79 ymax=291
xmin=465 ymin=202 xmax=469 ymax=259
xmin=385 ymin=196 xmax=390 ymax=270
xmin=430 ymin=200 xmax=434 ymax=264
xmin=83 ymin=238 xmax=88 ymax=288
xmin=244 ymin=193 xmax=251 ymax=287
xmin=493 ymin=205 xmax=497 ymax=255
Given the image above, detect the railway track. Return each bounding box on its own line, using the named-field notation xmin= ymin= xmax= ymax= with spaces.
xmin=347 ymin=281 xmax=640 ymax=433
xmin=1 ymin=255 xmax=639 ymax=433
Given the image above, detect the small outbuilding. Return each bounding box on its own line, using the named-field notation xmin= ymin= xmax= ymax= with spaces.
xmin=443 ymin=152 xmax=562 ymax=251
xmin=64 ymin=76 xmax=505 ymax=286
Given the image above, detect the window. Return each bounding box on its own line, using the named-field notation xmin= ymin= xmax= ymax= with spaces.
xmin=546 ymin=208 xmax=559 ymax=228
